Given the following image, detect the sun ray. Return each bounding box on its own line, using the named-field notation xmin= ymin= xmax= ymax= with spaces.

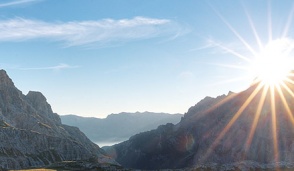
xmin=202 ymin=2 xmax=294 ymax=168
xmin=270 ymin=85 xmax=279 ymax=162
xmin=208 ymin=76 xmax=252 ymax=87
xmin=245 ymin=85 xmax=269 ymax=152
xmin=208 ymin=4 xmax=258 ymax=57
xmin=267 ymin=0 xmax=273 ymax=42
xmin=194 ymin=92 xmax=238 ymax=121
xmin=208 ymin=40 xmax=252 ymax=62
xmin=280 ymin=82 xmax=294 ymax=99
xmin=276 ymin=84 xmax=294 ymax=126
xmin=208 ymin=63 xmax=249 ymax=70
xmin=282 ymin=2 xmax=294 ymax=37
xmin=242 ymin=3 xmax=264 ymax=51
xmin=285 ymin=77 xmax=294 ymax=85
xmin=201 ymin=83 xmax=264 ymax=162
xmin=217 ymin=83 xmax=262 ymax=142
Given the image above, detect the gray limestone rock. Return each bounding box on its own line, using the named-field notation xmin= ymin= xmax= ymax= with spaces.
xmin=0 ymin=70 xmax=116 ymax=169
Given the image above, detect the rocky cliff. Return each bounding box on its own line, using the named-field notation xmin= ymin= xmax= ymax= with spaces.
xmin=108 ymin=76 xmax=294 ymax=170
xmin=0 ymin=70 xmax=116 ymax=169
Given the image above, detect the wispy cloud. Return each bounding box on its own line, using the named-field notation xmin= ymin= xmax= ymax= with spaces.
xmin=0 ymin=17 xmax=180 ymax=47
xmin=0 ymin=0 xmax=41 ymax=8
xmin=18 ymin=63 xmax=80 ymax=71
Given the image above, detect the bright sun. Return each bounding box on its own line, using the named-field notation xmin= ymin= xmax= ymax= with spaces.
xmin=203 ymin=5 xmax=294 ymax=164
xmin=251 ymin=38 xmax=294 ymax=86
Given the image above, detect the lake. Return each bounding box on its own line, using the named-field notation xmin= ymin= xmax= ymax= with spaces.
xmin=95 ymin=140 xmax=125 ymax=147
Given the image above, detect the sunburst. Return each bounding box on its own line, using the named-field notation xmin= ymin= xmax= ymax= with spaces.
xmin=199 ymin=1 xmax=294 ymax=167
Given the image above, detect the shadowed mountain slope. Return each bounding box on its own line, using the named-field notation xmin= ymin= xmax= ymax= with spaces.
xmin=108 ymin=75 xmax=294 ymax=170
xmin=0 ymin=70 xmax=116 ymax=170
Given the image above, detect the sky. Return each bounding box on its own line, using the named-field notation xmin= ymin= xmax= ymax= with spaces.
xmin=1 ymin=0 xmax=294 ymax=118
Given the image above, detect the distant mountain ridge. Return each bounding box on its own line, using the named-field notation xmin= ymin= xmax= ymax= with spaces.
xmin=107 ymin=77 xmax=294 ymax=170
xmin=0 ymin=70 xmax=116 ymax=170
xmin=60 ymin=112 xmax=182 ymax=144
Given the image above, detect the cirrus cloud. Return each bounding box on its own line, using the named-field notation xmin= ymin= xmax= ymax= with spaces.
xmin=0 ymin=17 xmax=181 ymax=47
xmin=0 ymin=0 xmax=42 ymax=8
xmin=18 ymin=63 xmax=80 ymax=71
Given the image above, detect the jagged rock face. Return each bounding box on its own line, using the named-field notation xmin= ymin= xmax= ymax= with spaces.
xmin=109 ymin=79 xmax=294 ymax=169
xmin=26 ymin=91 xmax=61 ymax=124
xmin=0 ymin=71 xmax=14 ymax=87
xmin=0 ymin=70 xmax=115 ymax=169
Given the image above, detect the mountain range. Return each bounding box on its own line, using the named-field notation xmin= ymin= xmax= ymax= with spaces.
xmin=106 ymin=78 xmax=294 ymax=170
xmin=60 ymin=112 xmax=182 ymax=145
xmin=0 ymin=70 xmax=117 ymax=170
xmin=3 ymin=68 xmax=294 ymax=170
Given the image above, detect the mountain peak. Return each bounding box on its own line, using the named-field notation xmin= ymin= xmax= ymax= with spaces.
xmin=0 ymin=70 xmax=117 ymax=169
xmin=0 ymin=69 xmax=14 ymax=88
xmin=26 ymin=91 xmax=51 ymax=112
xmin=27 ymin=91 xmax=48 ymax=103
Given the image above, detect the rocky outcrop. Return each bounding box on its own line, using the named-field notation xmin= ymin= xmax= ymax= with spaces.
xmin=26 ymin=91 xmax=61 ymax=123
xmin=0 ymin=70 xmax=116 ymax=169
xmin=108 ymin=75 xmax=294 ymax=169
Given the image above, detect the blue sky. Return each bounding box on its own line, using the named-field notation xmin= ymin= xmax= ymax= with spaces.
xmin=1 ymin=0 xmax=294 ymax=117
